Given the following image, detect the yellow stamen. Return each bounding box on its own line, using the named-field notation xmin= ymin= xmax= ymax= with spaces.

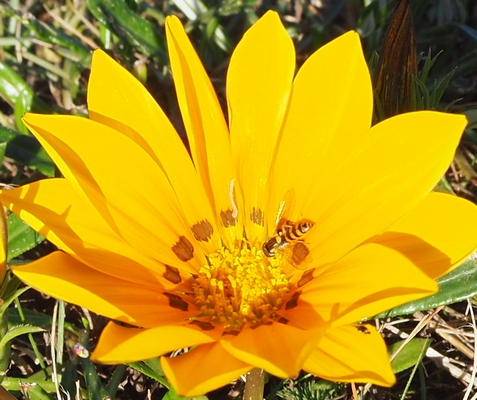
xmin=192 ymin=241 xmax=291 ymax=333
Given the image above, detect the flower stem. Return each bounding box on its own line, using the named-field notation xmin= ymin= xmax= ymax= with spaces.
xmin=243 ymin=368 xmax=265 ymax=400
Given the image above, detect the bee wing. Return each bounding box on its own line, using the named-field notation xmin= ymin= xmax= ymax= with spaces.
xmin=279 ymin=240 xmax=312 ymax=270
xmin=275 ymin=188 xmax=296 ymax=228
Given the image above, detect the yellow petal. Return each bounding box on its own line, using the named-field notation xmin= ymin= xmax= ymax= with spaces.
xmin=282 ymin=243 xmax=437 ymax=329
xmin=268 ymin=31 xmax=372 ymax=228
xmin=161 ymin=342 xmax=252 ymax=397
xmin=12 ymin=252 xmax=196 ymax=328
xmin=92 ymin=322 xmax=219 ymax=364
xmin=88 ymin=50 xmax=219 ymax=253
xmin=303 ymin=325 xmax=395 ymax=386
xmin=372 ymin=192 xmax=477 ymax=279
xmin=22 ymin=113 xmax=204 ymax=273
xmin=305 ymin=111 xmax=467 ymax=267
xmin=0 ymin=179 xmax=171 ymax=286
xmin=221 ymin=323 xmax=320 ymax=378
xmin=166 ymin=17 xmax=241 ymax=246
xmin=227 ymin=11 xmax=295 ymax=242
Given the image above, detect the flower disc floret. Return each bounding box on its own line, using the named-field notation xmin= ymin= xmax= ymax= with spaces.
xmin=192 ymin=241 xmax=291 ymax=333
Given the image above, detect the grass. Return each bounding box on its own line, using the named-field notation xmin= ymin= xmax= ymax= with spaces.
xmin=1 ymin=0 xmax=477 ymax=399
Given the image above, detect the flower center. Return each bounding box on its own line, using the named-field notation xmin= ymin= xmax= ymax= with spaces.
xmin=191 ymin=241 xmax=291 ymax=333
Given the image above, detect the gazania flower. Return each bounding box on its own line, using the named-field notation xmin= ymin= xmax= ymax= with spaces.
xmin=2 ymin=11 xmax=477 ymax=396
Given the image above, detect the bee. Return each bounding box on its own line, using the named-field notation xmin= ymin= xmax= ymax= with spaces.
xmin=262 ymin=218 xmax=315 ymax=256
xmin=262 ymin=190 xmax=315 ymax=269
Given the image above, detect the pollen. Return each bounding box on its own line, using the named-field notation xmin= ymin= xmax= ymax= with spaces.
xmin=191 ymin=241 xmax=291 ymax=333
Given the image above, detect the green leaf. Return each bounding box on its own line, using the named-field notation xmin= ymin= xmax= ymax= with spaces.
xmin=377 ymin=257 xmax=477 ymax=318
xmin=7 ymin=308 xmax=52 ymax=328
xmin=172 ymin=0 xmax=232 ymax=52
xmin=0 ymin=61 xmax=33 ymax=109
xmin=7 ymin=307 xmax=79 ymax=336
xmin=163 ymin=387 xmax=208 ymax=400
xmin=451 ymin=23 xmax=477 ymax=44
xmin=463 ymin=108 xmax=477 ymax=129
xmin=2 ymin=376 xmax=56 ymax=392
xmin=0 ymin=287 xmax=30 ymax=319
xmin=0 ymin=142 xmax=7 ymax=165
xmin=77 ymin=329 xmax=111 ymax=400
xmin=0 ymin=125 xmax=56 ymax=177
xmin=1 ymin=377 xmax=56 ymax=397
xmin=4 ymin=7 xmax=90 ymax=60
xmin=389 ymin=338 xmax=430 ymax=374
xmin=7 ymin=212 xmax=44 ymax=261
xmin=129 ymin=358 xmax=169 ymax=388
xmin=0 ymin=324 xmax=44 ymax=349
xmin=85 ymin=0 xmax=167 ymax=61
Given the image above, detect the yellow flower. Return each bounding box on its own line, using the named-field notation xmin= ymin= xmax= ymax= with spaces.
xmin=2 ymin=11 xmax=477 ymax=396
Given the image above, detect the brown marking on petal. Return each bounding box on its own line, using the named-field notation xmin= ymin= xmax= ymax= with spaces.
xmin=172 ymin=236 xmax=194 ymax=261
xmin=163 ymin=265 xmax=182 ymax=284
xmin=292 ymin=242 xmax=310 ymax=266
xmin=250 ymin=207 xmax=264 ymax=226
xmin=222 ymin=330 xmax=240 ymax=336
xmin=278 ymin=317 xmax=289 ymax=325
xmin=164 ymin=293 xmax=188 ymax=311
xmin=191 ymin=220 xmax=214 ymax=242
xmin=285 ymin=291 xmax=301 ymax=310
xmin=297 ymin=269 xmax=315 ymax=287
xmin=190 ymin=320 xmax=215 ymax=331
xmin=220 ymin=209 xmax=237 ymax=227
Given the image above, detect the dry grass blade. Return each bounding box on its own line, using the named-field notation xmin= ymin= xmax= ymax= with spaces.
xmin=463 ymin=300 xmax=477 ymax=400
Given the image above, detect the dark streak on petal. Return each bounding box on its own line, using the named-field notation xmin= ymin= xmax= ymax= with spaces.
xmin=191 ymin=219 xmax=214 ymax=242
xmin=277 ymin=317 xmax=289 ymax=325
xmin=164 ymin=292 xmax=188 ymax=311
xmin=250 ymin=207 xmax=264 ymax=226
xmin=220 ymin=209 xmax=237 ymax=227
xmin=163 ymin=265 xmax=182 ymax=284
xmin=297 ymin=268 xmax=315 ymax=287
xmin=172 ymin=236 xmax=194 ymax=261
xmin=285 ymin=291 xmax=301 ymax=310
xmin=190 ymin=320 xmax=215 ymax=331
xmin=222 ymin=330 xmax=240 ymax=336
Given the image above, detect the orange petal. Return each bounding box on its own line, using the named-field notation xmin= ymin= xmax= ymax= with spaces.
xmin=92 ymin=322 xmax=219 ymax=364
xmin=161 ymin=342 xmax=252 ymax=397
xmin=221 ymin=322 xmax=320 ymax=378
xmin=283 ymin=243 xmax=437 ymax=329
xmin=303 ymin=325 xmax=395 ymax=386
xmin=165 ymin=17 xmax=241 ymax=246
xmin=12 ymin=252 xmax=196 ymax=328
xmin=268 ymin=31 xmax=372 ymax=229
xmin=227 ymin=11 xmax=295 ymax=243
xmin=305 ymin=111 xmax=467 ymax=267
xmin=372 ymin=192 xmax=477 ymax=279
xmin=22 ymin=113 xmax=204 ymax=273
xmin=88 ymin=50 xmax=219 ymax=253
